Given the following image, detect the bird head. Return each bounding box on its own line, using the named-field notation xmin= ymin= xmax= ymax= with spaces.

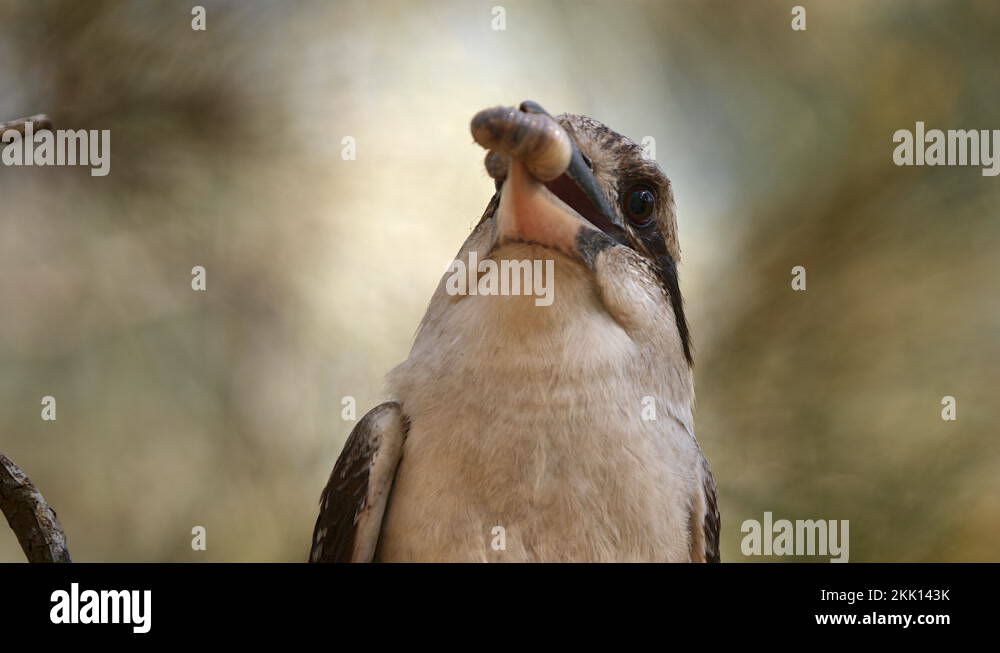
xmin=463 ymin=101 xmax=692 ymax=365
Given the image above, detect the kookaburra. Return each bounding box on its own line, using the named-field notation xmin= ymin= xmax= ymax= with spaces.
xmin=310 ymin=101 xmax=719 ymax=562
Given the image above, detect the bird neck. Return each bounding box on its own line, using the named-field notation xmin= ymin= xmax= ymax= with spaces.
xmin=388 ymin=251 xmax=695 ymax=431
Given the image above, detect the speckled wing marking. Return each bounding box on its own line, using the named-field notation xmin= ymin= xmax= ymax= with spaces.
xmin=693 ymin=456 xmax=721 ymax=563
xmin=309 ymin=402 xmax=406 ymax=562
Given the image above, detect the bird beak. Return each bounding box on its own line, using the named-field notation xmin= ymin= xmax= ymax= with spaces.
xmin=543 ymin=140 xmax=626 ymax=242
xmin=472 ymin=102 xmax=626 ymax=259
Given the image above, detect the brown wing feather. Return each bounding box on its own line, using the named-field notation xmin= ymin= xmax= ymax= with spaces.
xmin=700 ymin=457 xmax=721 ymax=563
xmin=309 ymin=402 xmax=405 ymax=562
xmin=687 ymin=454 xmax=721 ymax=563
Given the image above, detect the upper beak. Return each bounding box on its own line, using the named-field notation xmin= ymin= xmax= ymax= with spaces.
xmin=496 ymin=101 xmax=626 ymax=255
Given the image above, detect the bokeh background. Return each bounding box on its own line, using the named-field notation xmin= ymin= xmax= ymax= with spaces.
xmin=1 ymin=0 xmax=998 ymax=562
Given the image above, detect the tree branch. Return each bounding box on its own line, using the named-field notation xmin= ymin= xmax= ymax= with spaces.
xmin=0 ymin=452 xmax=72 ymax=563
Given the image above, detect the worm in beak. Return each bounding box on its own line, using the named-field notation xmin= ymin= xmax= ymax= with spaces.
xmin=470 ymin=105 xmax=573 ymax=183
xmin=469 ymin=102 xmax=626 ymax=253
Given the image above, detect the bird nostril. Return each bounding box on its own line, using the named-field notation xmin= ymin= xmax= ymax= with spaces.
xmin=582 ymin=153 xmax=593 ymax=170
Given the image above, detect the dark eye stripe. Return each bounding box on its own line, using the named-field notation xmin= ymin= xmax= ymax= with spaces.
xmin=657 ymin=251 xmax=693 ymax=366
xmin=637 ymin=223 xmax=692 ymax=366
xmin=619 ymin=179 xmax=691 ymax=366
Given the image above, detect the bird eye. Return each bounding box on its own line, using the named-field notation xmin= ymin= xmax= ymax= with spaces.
xmin=623 ymin=184 xmax=656 ymax=227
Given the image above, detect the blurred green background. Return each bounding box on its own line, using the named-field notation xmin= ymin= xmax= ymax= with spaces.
xmin=1 ymin=0 xmax=998 ymax=562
